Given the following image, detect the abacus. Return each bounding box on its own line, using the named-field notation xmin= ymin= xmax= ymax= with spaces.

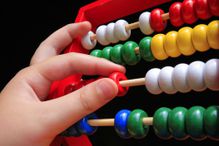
xmin=49 ymin=0 xmax=219 ymax=146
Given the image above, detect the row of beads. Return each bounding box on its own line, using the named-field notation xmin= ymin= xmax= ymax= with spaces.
xmin=61 ymin=113 xmax=98 ymax=137
xmin=145 ymin=59 xmax=219 ymax=94
xmin=153 ymin=106 xmax=219 ymax=140
xmin=62 ymin=106 xmax=219 ymax=141
xmin=81 ymin=0 xmax=219 ymax=50
xmin=169 ymin=0 xmax=219 ymax=27
xmin=90 ymin=20 xmax=219 ymax=65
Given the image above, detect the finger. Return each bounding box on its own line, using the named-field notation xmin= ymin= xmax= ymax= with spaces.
xmin=41 ymin=78 xmax=118 ymax=133
xmin=30 ymin=21 xmax=91 ymax=65
xmin=14 ymin=53 xmax=125 ymax=99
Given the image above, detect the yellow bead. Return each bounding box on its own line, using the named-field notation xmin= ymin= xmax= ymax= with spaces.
xmin=207 ymin=20 xmax=219 ymax=49
xmin=151 ymin=34 xmax=168 ymax=60
xmin=192 ymin=24 xmax=210 ymax=52
xmin=164 ymin=31 xmax=181 ymax=58
xmin=177 ymin=27 xmax=196 ymax=56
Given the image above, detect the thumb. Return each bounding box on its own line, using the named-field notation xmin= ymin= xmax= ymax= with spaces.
xmin=41 ymin=78 xmax=118 ymax=134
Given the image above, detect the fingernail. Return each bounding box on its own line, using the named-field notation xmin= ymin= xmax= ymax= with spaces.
xmin=96 ymin=79 xmax=117 ymax=100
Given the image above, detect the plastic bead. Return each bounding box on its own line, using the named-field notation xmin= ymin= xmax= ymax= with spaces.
xmin=121 ymin=41 xmax=141 ymax=65
xmin=168 ymin=107 xmax=188 ymax=140
xmin=139 ymin=37 xmax=155 ymax=62
xmin=177 ymin=27 xmax=196 ymax=56
xmin=195 ymin=0 xmax=212 ymax=20
xmin=115 ymin=109 xmax=131 ymax=138
xmin=172 ymin=64 xmax=191 ymax=93
xmin=61 ymin=124 xmax=81 ymax=137
xmin=76 ymin=113 xmax=98 ymax=135
xmin=169 ymin=2 xmax=184 ymax=27
xmin=96 ymin=25 xmax=110 ymax=45
xmin=204 ymin=59 xmax=219 ymax=91
xmin=186 ymin=106 xmax=206 ymax=140
xmin=81 ymin=31 xmax=97 ymax=50
xmin=164 ymin=31 xmax=181 ymax=58
xmin=187 ymin=61 xmax=206 ymax=92
xmin=208 ymin=0 xmax=219 ymax=16
xmin=127 ymin=109 xmax=149 ymax=139
xmin=109 ymin=72 xmax=129 ymax=97
xmin=139 ymin=12 xmax=154 ymax=35
xmin=204 ymin=106 xmax=219 ymax=140
xmin=181 ymin=0 xmax=198 ymax=24
xmin=90 ymin=49 xmax=102 ymax=58
xmin=151 ymin=34 xmax=168 ymax=60
xmin=150 ymin=8 xmax=167 ymax=32
xmin=145 ymin=68 xmax=162 ymax=95
xmin=207 ymin=20 xmax=219 ymax=49
xmin=153 ymin=107 xmax=172 ymax=139
xmin=158 ymin=66 xmax=177 ymax=94
xmin=102 ymin=46 xmax=112 ymax=60
xmin=114 ymin=20 xmax=131 ymax=41
xmin=106 ymin=23 xmax=119 ymax=44
xmin=192 ymin=24 xmax=210 ymax=52
xmin=111 ymin=44 xmax=125 ymax=65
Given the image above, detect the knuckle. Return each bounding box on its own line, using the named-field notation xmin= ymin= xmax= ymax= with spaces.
xmin=79 ymin=88 xmax=93 ymax=112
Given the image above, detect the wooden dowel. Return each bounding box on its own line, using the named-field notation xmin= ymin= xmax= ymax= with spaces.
xmin=89 ymin=13 xmax=169 ymax=41
xmin=125 ymin=22 xmax=140 ymax=30
xmin=88 ymin=117 xmax=153 ymax=127
xmin=88 ymin=119 xmax=114 ymax=126
xmin=134 ymin=47 xmax=140 ymax=54
xmin=162 ymin=12 xmax=169 ymax=21
xmin=120 ymin=78 xmax=145 ymax=87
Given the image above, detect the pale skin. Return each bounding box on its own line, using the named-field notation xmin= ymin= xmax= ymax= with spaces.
xmin=0 ymin=22 xmax=125 ymax=146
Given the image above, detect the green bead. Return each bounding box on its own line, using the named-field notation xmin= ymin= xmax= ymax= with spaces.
xmin=111 ymin=44 xmax=125 ymax=65
xmin=153 ymin=107 xmax=172 ymax=139
xmin=139 ymin=37 xmax=155 ymax=62
xmin=204 ymin=106 xmax=219 ymax=140
xmin=121 ymin=41 xmax=141 ymax=65
xmin=102 ymin=46 xmax=112 ymax=60
xmin=168 ymin=107 xmax=188 ymax=140
xmin=90 ymin=49 xmax=102 ymax=58
xmin=127 ymin=109 xmax=149 ymax=139
xmin=186 ymin=106 xmax=206 ymax=140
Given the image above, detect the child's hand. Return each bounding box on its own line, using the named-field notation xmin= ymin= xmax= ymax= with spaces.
xmin=0 ymin=22 xmax=125 ymax=146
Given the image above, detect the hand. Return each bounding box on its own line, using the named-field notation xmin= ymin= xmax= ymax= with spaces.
xmin=0 ymin=22 xmax=125 ymax=146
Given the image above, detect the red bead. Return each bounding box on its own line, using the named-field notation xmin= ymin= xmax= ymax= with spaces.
xmin=169 ymin=2 xmax=184 ymax=27
xmin=64 ymin=82 xmax=84 ymax=95
xmin=109 ymin=72 xmax=129 ymax=97
xmin=182 ymin=0 xmax=198 ymax=24
xmin=195 ymin=0 xmax=212 ymax=19
xmin=150 ymin=8 xmax=167 ymax=32
xmin=208 ymin=0 xmax=219 ymax=16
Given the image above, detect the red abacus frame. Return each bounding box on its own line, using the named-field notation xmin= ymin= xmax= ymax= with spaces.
xmin=49 ymin=0 xmax=171 ymax=145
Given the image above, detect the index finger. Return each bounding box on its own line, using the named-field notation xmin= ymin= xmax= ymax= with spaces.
xmin=30 ymin=21 xmax=91 ymax=65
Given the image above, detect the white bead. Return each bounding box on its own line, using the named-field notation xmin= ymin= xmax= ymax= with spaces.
xmin=145 ymin=68 xmax=162 ymax=95
xmin=158 ymin=66 xmax=177 ymax=94
xmin=172 ymin=63 xmax=191 ymax=93
xmin=139 ymin=12 xmax=154 ymax=35
xmin=114 ymin=20 xmax=131 ymax=41
xmin=204 ymin=59 xmax=219 ymax=91
xmin=187 ymin=61 xmax=206 ymax=91
xmin=96 ymin=25 xmax=110 ymax=45
xmin=105 ymin=23 xmax=119 ymax=44
xmin=81 ymin=31 xmax=97 ymax=50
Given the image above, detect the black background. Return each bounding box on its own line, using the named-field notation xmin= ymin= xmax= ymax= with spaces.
xmin=1 ymin=0 xmax=219 ymax=146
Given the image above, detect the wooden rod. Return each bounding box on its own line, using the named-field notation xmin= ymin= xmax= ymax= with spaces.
xmin=88 ymin=117 xmax=153 ymax=127
xmin=90 ymin=13 xmax=169 ymax=41
xmin=119 ymin=78 xmax=145 ymax=87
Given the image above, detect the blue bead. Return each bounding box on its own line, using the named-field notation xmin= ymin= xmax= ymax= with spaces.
xmin=61 ymin=124 xmax=81 ymax=137
xmin=76 ymin=113 xmax=98 ymax=135
xmin=115 ymin=109 xmax=131 ymax=138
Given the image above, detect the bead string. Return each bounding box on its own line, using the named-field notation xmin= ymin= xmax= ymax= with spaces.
xmin=90 ymin=13 xmax=170 ymax=41
xmin=88 ymin=117 xmax=153 ymax=126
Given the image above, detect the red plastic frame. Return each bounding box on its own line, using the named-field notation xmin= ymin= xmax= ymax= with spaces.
xmin=49 ymin=0 xmax=171 ymax=145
